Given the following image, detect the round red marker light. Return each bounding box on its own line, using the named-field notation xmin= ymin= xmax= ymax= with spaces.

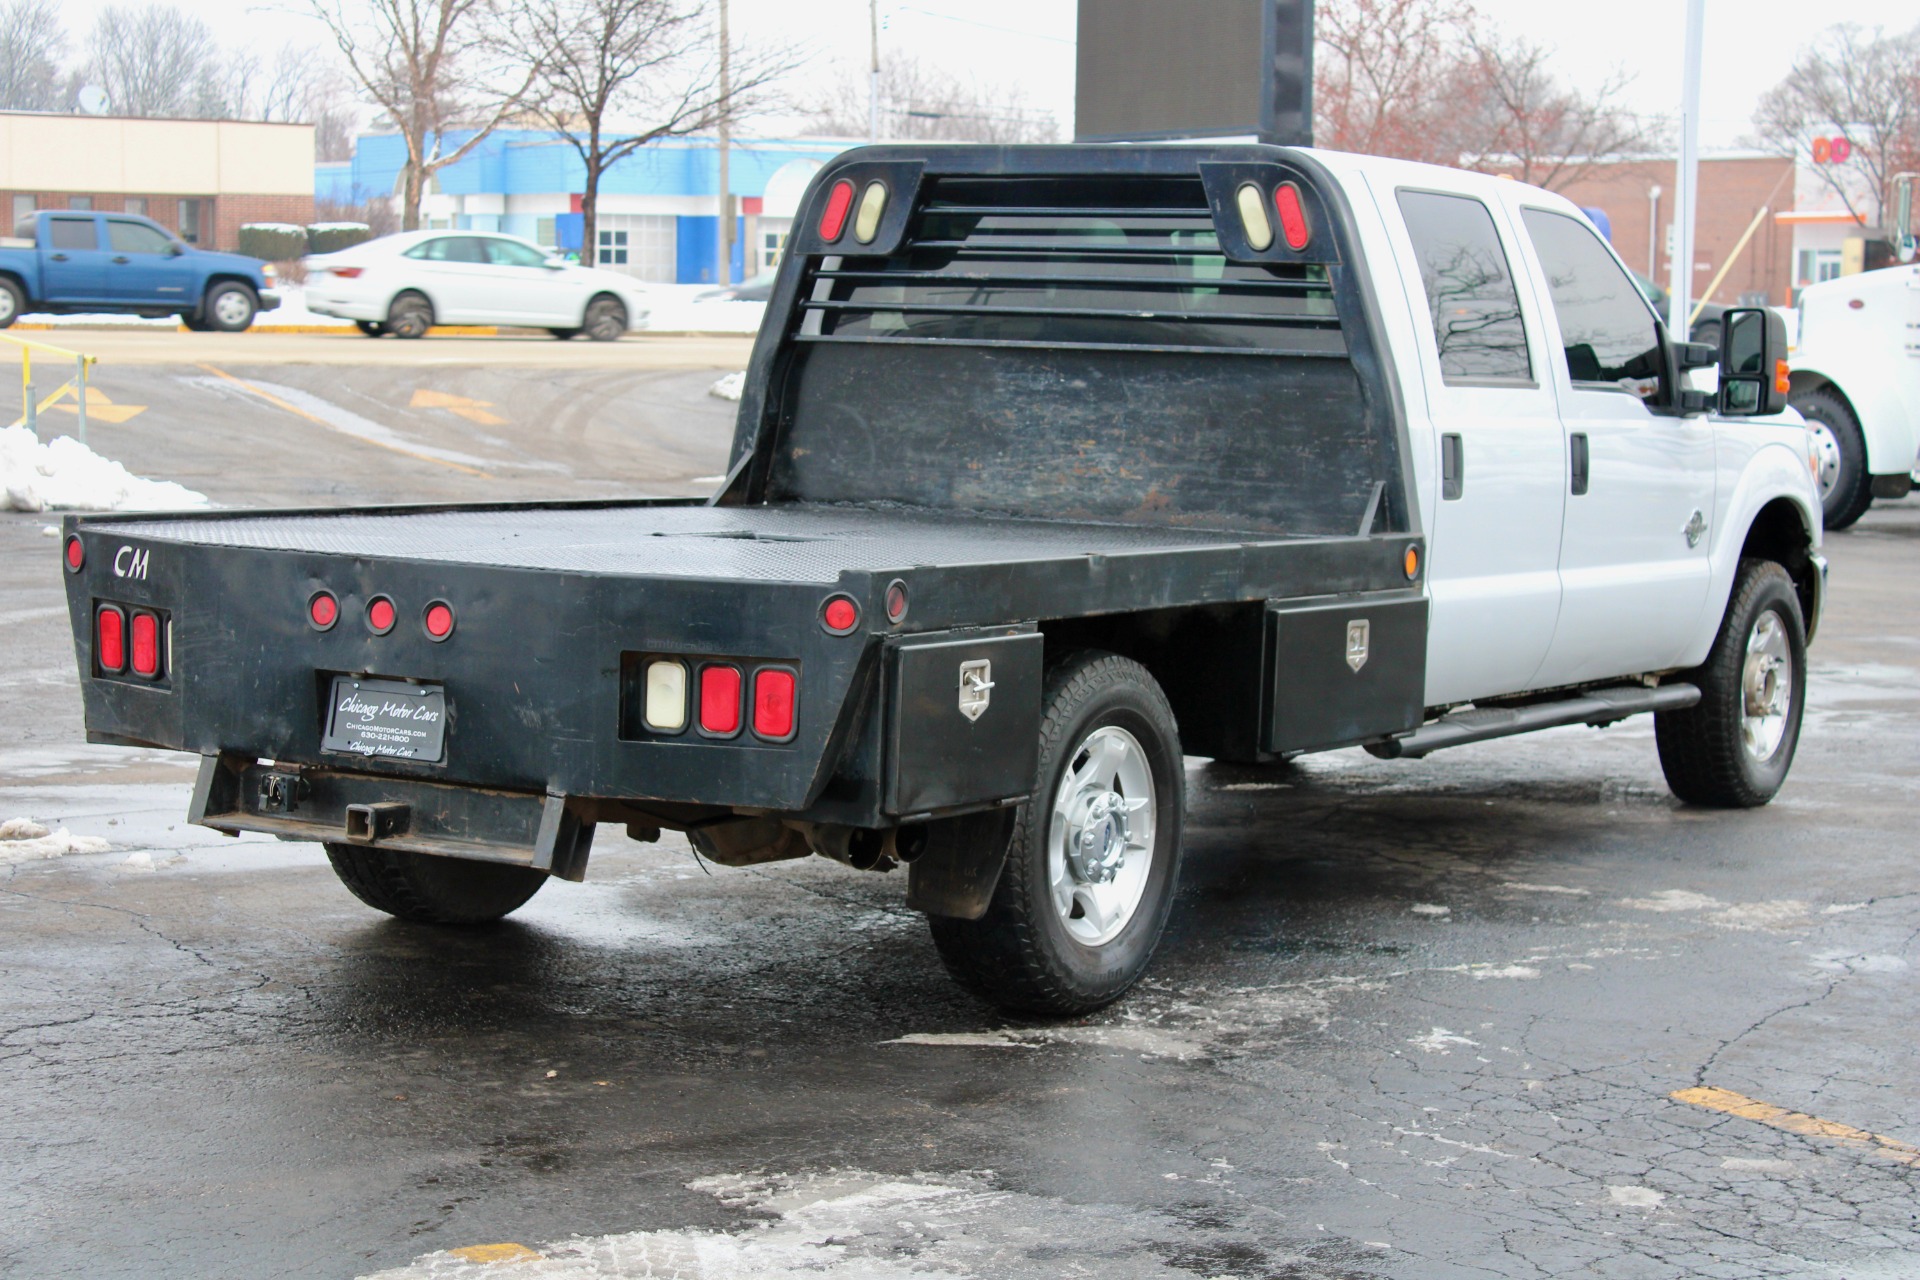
xmin=308 ymin=591 xmax=338 ymax=630
xmin=64 ymin=536 xmax=84 ymax=572
xmin=822 ymin=595 xmax=859 ymax=634
xmin=885 ymin=580 xmax=909 ymax=625
xmin=367 ymin=596 xmax=396 ymax=634
xmin=423 ymin=601 xmax=455 ymax=640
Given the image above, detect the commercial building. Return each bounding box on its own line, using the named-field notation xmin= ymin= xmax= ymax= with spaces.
xmin=326 ymin=129 xmax=854 ymax=285
xmin=0 ymin=112 xmax=314 ymax=250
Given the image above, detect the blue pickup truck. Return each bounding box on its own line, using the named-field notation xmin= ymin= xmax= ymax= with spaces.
xmin=0 ymin=210 xmax=280 ymax=331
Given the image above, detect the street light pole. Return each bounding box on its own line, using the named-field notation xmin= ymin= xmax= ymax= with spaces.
xmin=716 ymin=0 xmax=732 ymax=287
xmin=869 ymin=0 xmax=880 ymax=142
xmin=1647 ymin=185 xmax=1662 ymax=279
xmin=1669 ymin=0 xmax=1703 ymax=337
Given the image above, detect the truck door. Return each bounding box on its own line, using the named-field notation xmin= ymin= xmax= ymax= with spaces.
xmin=42 ymin=215 xmax=109 ymax=303
xmin=1374 ymin=183 xmax=1567 ymax=704
xmin=102 ymin=217 xmax=196 ymax=306
xmin=1512 ymin=206 xmax=1715 ymax=686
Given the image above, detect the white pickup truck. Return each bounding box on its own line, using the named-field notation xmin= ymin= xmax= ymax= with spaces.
xmin=61 ymin=144 xmax=1825 ymax=1013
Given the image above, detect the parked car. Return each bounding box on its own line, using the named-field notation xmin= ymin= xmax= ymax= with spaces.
xmin=63 ymin=144 xmax=1818 ymax=1015
xmin=1630 ymin=269 xmax=1726 ymax=347
xmin=0 ymin=211 xmax=279 ymax=331
xmin=303 ymin=231 xmax=650 ymax=340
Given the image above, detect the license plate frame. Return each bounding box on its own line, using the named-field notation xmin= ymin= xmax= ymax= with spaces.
xmin=321 ymin=676 xmax=448 ymax=763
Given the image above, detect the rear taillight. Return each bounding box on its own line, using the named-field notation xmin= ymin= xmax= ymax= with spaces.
xmin=332 ymin=266 xmax=364 ymax=279
xmin=698 ymin=664 xmax=742 ymax=736
xmin=853 ymin=181 xmax=888 ymax=244
xmin=1235 ymin=183 xmax=1274 ymax=251
xmin=1273 ymin=183 xmax=1310 ymax=251
xmin=423 ymin=601 xmax=454 ymax=640
xmin=366 ymin=596 xmax=396 ymax=634
xmin=64 ymin=536 xmax=84 ymax=572
xmin=644 ymin=659 xmax=688 ymax=732
xmin=308 ymin=591 xmax=338 ymax=630
xmin=753 ymin=668 xmax=797 ymax=740
xmin=818 ymin=180 xmax=854 ymax=242
xmin=130 ymin=611 xmax=160 ymax=677
xmin=96 ymin=606 xmax=126 ymax=673
xmin=821 ymin=594 xmax=859 ymax=634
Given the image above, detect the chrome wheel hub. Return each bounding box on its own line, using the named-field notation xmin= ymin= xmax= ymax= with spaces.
xmin=1048 ymin=725 xmax=1155 ymax=946
xmin=1807 ymin=421 xmax=1842 ymax=499
xmin=1741 ymin=610 xmax=1793 ymax=763
xmin=213 ymin=290 xmax=251 ymax=327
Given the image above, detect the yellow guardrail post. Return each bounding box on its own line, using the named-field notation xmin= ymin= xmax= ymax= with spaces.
xmin=1 ymin=332 xmax=98 ymax=442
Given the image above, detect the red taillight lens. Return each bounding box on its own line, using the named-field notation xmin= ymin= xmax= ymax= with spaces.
xmin=309 ymin=591 xmax=338 ymax=630
xmin=699 ymin=665 xmax=742 ymax=735
xmin=64 ymin=536 xmax=84 ymax=572
xmin=130 ymin=611 xmax=160 ymax=677
xmin=822 ymin=595 xmax=859 ymax=634
xmin=424 ymin=601 xmax=454 ymax=640
xmin=367 ymin=596 xmax=396 ymax=634
xmin=332 ymin=266 xmax=364 ymax=279
xmin=818 ymin=179 xmax=855 ymax=242
xmin=96 ymin=606 xmax=126 ymax=673
xmin=884 ymin=580 xmax=908 ymax=624
xmin=753 ymin=668 xmax=796 ymax=739
xmin=1273 ymin=182 xmax=1310 ymax=251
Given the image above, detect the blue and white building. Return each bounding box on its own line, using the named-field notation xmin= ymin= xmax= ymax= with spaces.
xmin=317 ymin=129 xmax=855 ymax=284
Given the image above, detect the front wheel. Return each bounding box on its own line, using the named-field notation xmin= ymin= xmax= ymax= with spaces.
xmin=582 ymin=295 xmax=627 ymax=342
xmin=1655 ymin=558 xmax=1807 ymax=808
xmin=1793 ymin=388 xmax=1872 ymax=530
xmin=355 ymin=320 xmax=387 ymax=337
xmin=201 ymin=282 xmax=258 ymax=332
xmin=929 ymin=652 xmax=1184 ymax=1015
xmin=0 ymin=277 xmax=23 ymax=328
xmin=324 ymin=843 xmax=548 ymax=924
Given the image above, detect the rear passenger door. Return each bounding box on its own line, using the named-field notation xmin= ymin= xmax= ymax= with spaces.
xmin=1376 ymin=183 xmax=1567 ymax=705
xmin=1513 ymin=206 xmax=1715 ymax=686
xmin=404 ymin=236 xmax=491 ymax=322
xmin=41 ymin=215 xmax=109 ymax=303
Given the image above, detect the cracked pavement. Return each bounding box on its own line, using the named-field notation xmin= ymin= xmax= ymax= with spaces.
xmin=1 ymin=369 xmax=1916 ymax=1277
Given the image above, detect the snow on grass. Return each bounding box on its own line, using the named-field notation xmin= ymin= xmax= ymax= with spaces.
xmin=1 ymin=817 xmax=111 ymax=864
xmin=2 ymin=425 xmax=209 ymax=512
xmin=709 ymin=371 xmax=746 ymax=400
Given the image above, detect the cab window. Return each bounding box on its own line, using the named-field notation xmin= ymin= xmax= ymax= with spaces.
xmin=406 ymin=236 xmax=488 ymax=263
xmin=107 ymin=219 xmax=175 ymax=254
xmin=485 ymin=239 xmax=550 ymax=268
xmin=1395 ymin=190 xmax=1532 ymax=384
xmin=48 ymin=217 xmax=97 ymax=251
xmin=1520 ymin=208 xmax=1664 ymax=395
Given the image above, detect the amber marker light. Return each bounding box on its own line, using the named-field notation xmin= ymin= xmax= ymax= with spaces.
xmin=1405 ymin=545 xmax=1421 ymax=580
xmin=1774 ymin=359 xmax=1791 ymax=396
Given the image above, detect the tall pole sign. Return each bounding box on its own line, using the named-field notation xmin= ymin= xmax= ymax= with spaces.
xmin=1669 ymin=0 xmax=1704 ymax=338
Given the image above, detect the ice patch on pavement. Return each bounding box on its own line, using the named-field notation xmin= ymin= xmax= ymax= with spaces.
xmin=708 ymin=371 xmax=746 ymax=401
xmin=1409 ymin=902 xmax=1450 ymax=916
xmin=1409 ymin=1027 xmax=1479 ymax=1054
xmin=2 ymin=425 xmax=209 ymax=512
xmin=1606 ymin=1185 xmax=1665 ymax=1209
xmin=1618 ymin=889 xmax=1724 ymax=912
xmin=1500 ymin=881 xmax=1591 ymax=896
xmin=888 ymin=1025 xmax=1207 ymax=1059
xmin=0 ymin=816 xmax=111 ymax=862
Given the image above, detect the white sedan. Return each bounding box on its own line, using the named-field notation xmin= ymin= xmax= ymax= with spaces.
xmin=303 ymin=231 xmax=650 ymax=340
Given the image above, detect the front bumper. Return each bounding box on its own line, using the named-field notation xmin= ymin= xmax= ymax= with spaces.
xmin=257 ymin=289 xmax=282 ymax=313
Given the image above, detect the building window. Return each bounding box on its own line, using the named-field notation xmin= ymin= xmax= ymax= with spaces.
xmin=125 ymin=197 xmax=147 ymax=218
xmin=69 ymin=195 xmax=93 ymax=211
xmin=179 ymin=199 xmax=204 ymax=244
xmin=12 ymin=194 xmax=35 ymax=225
xmin=592 ymin=215 xmax=675 ymax=281
xmin=1795 ymin=248 xmax=1842 ymax=288
xmin=760 ymin=230 xmax=787 ymax=271
xmin=536 ymin=216 xmax=556 ymax=250
xmin=597 ymin=227 xmax=629 ymax=265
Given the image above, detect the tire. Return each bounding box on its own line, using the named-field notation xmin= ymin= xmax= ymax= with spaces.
xmin=324 ymin=843 xmax=548 ymax=924
xmin=201 ymin=281 xmax=258 ymax=332
xmin=0 ymin=277 xmax=23 ymax=328
xmin=582 ymin=295 xmax=627 ymax=342
xmin=929 ymin=652 xmax=1185 ymax=1015
xmin=1655 ymin=558 xmax=1807 ymax=808
xmin=355 ymin=320 xmax=387 ymax=337
xmin=547 ymin=327 xmax=581 ymax=340
xmin=1792 ymin=387 xmax=1872 ymax=530
xmin=386 ymin=291 xmax=433 ymax=339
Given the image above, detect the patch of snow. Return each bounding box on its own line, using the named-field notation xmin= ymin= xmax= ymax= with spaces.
xmin=709 ymin=371 xmax=746 ymax=401
xmin=1821 ymin=902 xmax=1868 ymax=914
xmin=1709 ymin=900 xmax=1809 ymax=930
xmin=1500 ymin=881 xmax=1590 ymax=896
xmin=887 ymin=1026 xmax=1206 ymax=1060
xmin=1605 ymin=1185 xmax=1665 ymax=1209
xmin=2 ymin=426 xmax=209 ymax=512
xmin=242 ymin=222 xmax=308 ymax=235
xmin=1409 ymin=1027 xmax=1479 ymax=1054
xmin=1617 ymin=889 xmax=1724 ymax=912
xmin=1465 ymin=965 xmax=1540 ymax=980
xmin=1410 ymin=902 xmax=1451 ymax=916
xmin=1 ymin=817 xmax=112 ymax=863
xmin=1721 ymin=1157 xmax=1796 ymax=1174
xmin=119 ymin=850 xmax=155 ymax=872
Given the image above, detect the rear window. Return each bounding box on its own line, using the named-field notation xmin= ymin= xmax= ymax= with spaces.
xmin=47 ymin=218 xmax=96 ymax=251
xmin=1395 ymin=190 xmax=1531 ymax=384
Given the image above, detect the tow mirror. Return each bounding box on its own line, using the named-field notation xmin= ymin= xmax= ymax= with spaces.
xmin=1717 ymin=307 xmax=1790 ymax=417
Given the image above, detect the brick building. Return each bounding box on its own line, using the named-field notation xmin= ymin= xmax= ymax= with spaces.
xmin=1549 ymin=152 xmax=1798 ymax=307
xmin=0 ymin=112 xmax=313 ymax=252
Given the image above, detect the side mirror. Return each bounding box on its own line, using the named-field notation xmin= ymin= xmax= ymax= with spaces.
xmin=542 ymin=258 xmax=566 ymax=270
xmin=169 ymin=242 xmax=185 ymax=256
xmin=1717 ymin=307 xmax=1790 ymax=417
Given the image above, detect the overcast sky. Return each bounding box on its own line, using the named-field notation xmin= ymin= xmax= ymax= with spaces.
xmin=47 ymin=0 xmax=1920 ymax=150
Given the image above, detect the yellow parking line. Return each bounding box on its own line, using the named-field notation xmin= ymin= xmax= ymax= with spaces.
xmin=448 ymin=1243 xmax=541 ymax=1263
xmin=196 ymin=362 xmax=488 ymax=477
xmin=1672 ymin=1086 xmax=1920 ymax=1166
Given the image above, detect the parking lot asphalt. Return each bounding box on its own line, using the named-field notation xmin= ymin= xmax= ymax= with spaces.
xmin=2 ymin=348 xmax=1917 ymax=1278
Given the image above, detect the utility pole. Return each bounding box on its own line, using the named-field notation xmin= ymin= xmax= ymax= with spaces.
xmin=868 ymin=0 xmax=880 ymax=142
xmin=716 ymin=0 xmax=732 ymax=286
xmin=1669 ymin=0 xmax=1703 ymax=338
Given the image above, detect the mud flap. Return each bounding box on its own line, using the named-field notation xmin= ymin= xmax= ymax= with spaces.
xmin=905 ymin=808 xmax=1020 ymax=920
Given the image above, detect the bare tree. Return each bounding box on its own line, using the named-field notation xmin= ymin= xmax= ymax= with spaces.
xmin=253 ymin=43 xmax=361 ymax=162
xmin=87 ymin=5 xmax=234 ymax=118
xmin=307 ymin=0 xmax=536 ymax=230
xmin=0 ymin=0 xmax=66 ymax=112
xmin=508 ymin=0 xmax=795 ymax=267
xmin=1453 ymin=33 xmax=1663 ymax=190
xmin=1314 ymin=0 xmax=1479 ymax=165
xmin=799 ymin=56 xmax=1057 ymax=143
xmin=1754 ymin=23 xmax=1920 ymax=226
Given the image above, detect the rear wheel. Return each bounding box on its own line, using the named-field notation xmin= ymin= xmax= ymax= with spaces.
xmin=202 ymin=282 xmax=258 ymax=332
xmin=547 ymin=327 xmax=580 ymax=340
xmin=929 ymin=652 xmax=1184 ymax=1014
xmin=1655 ymin=558 xmax=1807 ymax=808
xmin=386 ymin=290 xmax=433 ymax=339
xmin=355 ymin=320 xmax=387 ymax=337
xmin=324 ymin=843 xmax=548 ymax=924
xmin=1792 ymin=387 xmax=1872 ymax=530
xmin=582 ymin=295 xmax=626 ymax=342
xmin=0 ymin=277 xmax=23 ymax=328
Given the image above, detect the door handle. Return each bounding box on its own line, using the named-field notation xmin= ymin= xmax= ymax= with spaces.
xmin=50 ymin=253 xmax=68 ymax=261
xmin=1569 ymin=432 xmax=1590 ymax=496
xmin=1441 ymin=433 xmax=1464 ymax=500
xmin=112 ymin=255 xmax=130 ymax=264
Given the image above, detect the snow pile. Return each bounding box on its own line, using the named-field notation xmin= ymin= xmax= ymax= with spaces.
xmin=1 ymin=424 xmax=209 ymax=512
xmin=241 ymin=222 xmax=308 ymax=235
xmin=1 ymin=817 xmax=111 ymax=864
xmin=708 ymin=370 xmax=746 ymax=401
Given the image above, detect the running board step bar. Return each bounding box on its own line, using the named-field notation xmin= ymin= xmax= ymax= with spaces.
xmin=1366 ymin=684 xmax=1701 ymax=760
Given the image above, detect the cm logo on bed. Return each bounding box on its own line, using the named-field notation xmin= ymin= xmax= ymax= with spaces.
xmin=113 ymin=545 xmax=151 ymax=580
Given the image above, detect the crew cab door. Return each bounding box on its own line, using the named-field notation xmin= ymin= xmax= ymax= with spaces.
xmin=41 ymin=215 xmax=109 ymax=303
xmin=1372 ymin=182 xmax=1567 ymax=704
xmin=101 ymin=216 xmax=196 ymax=305
xmin=1513 ymin=206 xmax=1715 ymax=685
